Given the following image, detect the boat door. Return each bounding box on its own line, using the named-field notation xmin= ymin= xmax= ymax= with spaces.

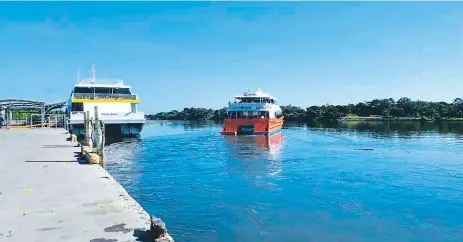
xmin=237 ymin=125 xmax=254 ymax=135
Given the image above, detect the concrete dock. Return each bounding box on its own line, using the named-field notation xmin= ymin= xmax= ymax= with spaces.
xmin=0 ymin=128 xmax=172 ymax=241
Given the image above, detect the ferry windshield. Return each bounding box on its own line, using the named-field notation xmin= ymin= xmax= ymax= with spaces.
xmin=235 ymin=97 xmax=275 ymax=104
xmin=71 ymin=102 xmax=83 ymax=112
xmin=227 ymin=111 xmax=269 ymax=119
xmin=74 ymin=87 xmax=131 ymax=94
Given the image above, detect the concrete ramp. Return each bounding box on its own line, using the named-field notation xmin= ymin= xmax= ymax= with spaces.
xmin=0 ymin=128 xmax=172 ymax=241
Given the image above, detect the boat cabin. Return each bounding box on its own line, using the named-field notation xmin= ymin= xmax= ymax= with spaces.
xmin=233 ymin=96 xmax=276 ymax=104
xmin=226 ymin=110 xmax=270 ymax=119
xmin=74 ymin=86 xmax=132 ymax=95
xmin=225 ymin=88 xmax=281 ymax=120
xmin=72 ymin=86 xmax=136 ymax=99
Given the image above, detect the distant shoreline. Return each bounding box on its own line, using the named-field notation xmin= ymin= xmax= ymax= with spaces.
xmin=339 ymin=116 xmax=463 ymax=122
xmin=146 ymin=117 xmax=463 ymax=122
xmin=146 ymin=97 xmax=463 ymax=122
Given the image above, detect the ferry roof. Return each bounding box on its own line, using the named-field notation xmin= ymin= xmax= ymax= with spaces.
xmin=233 ymin=88 xmax=277 ymax=101
xmin=74 ymin=65 xmax=131 ymax=89
xmin=75 ymin=79 xmax=131 ymax=89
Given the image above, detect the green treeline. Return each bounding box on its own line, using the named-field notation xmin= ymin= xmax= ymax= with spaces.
xmin=12 ymin=110 xmax=40 ymax=120
xmin=283 ymin=97 xmax=463 ymax=121
xmin=146 ymin=98 xmax=463 ymax=122
xmin=6 ymin=110 xmax=65 ymax=120
xmin=146 ymin=107 xmax=227 ymax=121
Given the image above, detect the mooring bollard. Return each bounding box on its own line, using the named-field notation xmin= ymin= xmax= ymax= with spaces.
xmin=94 ymin=106 xmax=105 ymax=169
xmin=83 ymin=111 xmax=88 ymax=145
xmin=71 ymin=134 xmax=77 ymax=142
xmin=84 ymin=110 xmax=93 ymax=149
xmin=79 ymin=107 xmax=106 ymax=168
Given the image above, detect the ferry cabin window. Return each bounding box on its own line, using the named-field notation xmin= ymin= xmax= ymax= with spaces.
xmin=227 ymin=111 xmax=269 ymax=118
xmin=74 ymin=87 xmax=131 ymax=94
xmin=131 ymin=103 xmax=136 ymax=112
xmin=74 ymin=87 xmax=92 ymax=93
xmin=71 ymin=103 xmax=83 ymax=112
xmin=94 ymin=87 xmax=111 ymax=94
xmin=113 ymin=88 xmax=131 ymax=94
xmin=261 ymin=111 xmax=270 ymax=118
xmin=237 ymin=98 xmax=275 ymax=104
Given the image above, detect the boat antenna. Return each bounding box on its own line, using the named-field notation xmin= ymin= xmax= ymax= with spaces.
xmin=90 ymin=64 xmax=97 ymax=83
xmin=76 ymin=70 xmax=80 ymax=83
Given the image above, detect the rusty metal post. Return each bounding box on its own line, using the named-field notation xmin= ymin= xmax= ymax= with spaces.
xmin=85 ymin=110 xmax=93 ymax=149
xmin=94 ymin=106 xmax=105 ymax=168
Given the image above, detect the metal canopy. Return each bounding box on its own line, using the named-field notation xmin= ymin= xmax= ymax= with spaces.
xmin=0 ymin=99 xmax=66 ymax=113
xmin=0 ymin=99 xmax=66 ymax=127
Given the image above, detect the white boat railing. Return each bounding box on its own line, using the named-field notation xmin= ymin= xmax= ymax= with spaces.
xmin=73 ymin=93 xmax=137 ymax=100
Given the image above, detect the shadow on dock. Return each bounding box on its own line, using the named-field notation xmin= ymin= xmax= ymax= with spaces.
xmin=25 ymin=160 xmax=78 ymax=163
xmin=42 ymin=144 xmax=80 ymax=148
xmin=25 ymin=148 xmax=89 ymax=165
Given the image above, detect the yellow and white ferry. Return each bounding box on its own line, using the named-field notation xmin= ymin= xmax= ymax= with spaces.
xmin=66 ymin=65 xmax=145 ymax=136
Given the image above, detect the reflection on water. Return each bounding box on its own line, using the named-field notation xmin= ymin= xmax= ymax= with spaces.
xmin=302 ymin=120 xmax=463 ymax=135
xmin=223 ymin=132 xmax=284 ymax=160
xmin=103 ymin=137 xmax=143 ymax=185
xmin=104 ymin=121 xmax=463 ymax=242
xmin=183 ymin=120 xmax=222 ymax=130
xmin=222 ymin=132 xmax=285 ymax=179
xmin=105 ymin=136 xmax=141 ymax=145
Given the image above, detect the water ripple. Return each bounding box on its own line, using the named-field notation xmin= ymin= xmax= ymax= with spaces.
xmin=105 ymin=121 xmax=463 ymax=242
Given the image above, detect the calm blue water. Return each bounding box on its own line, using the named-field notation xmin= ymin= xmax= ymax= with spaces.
xmin=105 ymin=121 xmax=463 ymax=242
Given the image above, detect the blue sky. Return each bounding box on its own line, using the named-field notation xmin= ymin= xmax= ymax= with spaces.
xmin=1 ymin=2 xmax=463 ymax=113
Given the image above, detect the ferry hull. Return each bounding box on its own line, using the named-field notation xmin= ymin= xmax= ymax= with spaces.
xmin=68 ymin=111 xmax=145 ymax=137
xmin=221 ymin=117 xmax=284 ymax=135
xmin=70 ymin=123 xmax=144 ymax=137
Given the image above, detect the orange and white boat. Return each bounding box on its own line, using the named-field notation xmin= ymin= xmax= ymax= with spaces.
xmin=221 ymin=87 xmax=284 ymax=135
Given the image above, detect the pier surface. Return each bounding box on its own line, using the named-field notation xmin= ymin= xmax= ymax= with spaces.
xmin=0 ymin=128 xmax=159 ymax=241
